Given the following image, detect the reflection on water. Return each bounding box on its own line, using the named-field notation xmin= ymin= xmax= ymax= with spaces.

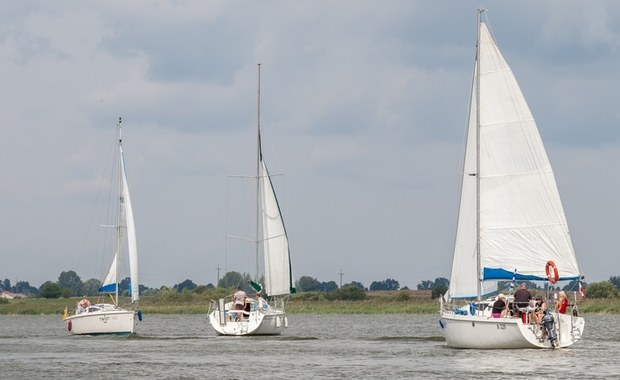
xmin=0 ymin=314 xmax=618 ymax=379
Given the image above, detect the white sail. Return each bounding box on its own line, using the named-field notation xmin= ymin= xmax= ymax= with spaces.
xmin=448 ymin=58 xmax=483 ymax=299
xmin=449 ymin=21 xmax=581 ymax=298
xmin=120 ymin=147 xmax=139 ymax=303
xmin=260 ymin=159 xmax=292 ymax=297
xmin=100 ymin=252 xmax=119 ymax=293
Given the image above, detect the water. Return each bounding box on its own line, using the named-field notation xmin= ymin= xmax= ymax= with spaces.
xmin=0 ymin=314 xmax=618 ymax=379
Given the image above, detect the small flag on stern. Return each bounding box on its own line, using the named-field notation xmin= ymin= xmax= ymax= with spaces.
xmin=579 ymin=282 xmax=585 ymax=298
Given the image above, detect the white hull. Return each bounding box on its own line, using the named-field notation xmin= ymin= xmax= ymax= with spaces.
xmin=439 ymin=311 xmax=584 ymax=349
xmin=65 ymin=304 xmax=137 ymax=335
xmin=208 ymin=301 xmax=287 ymax=336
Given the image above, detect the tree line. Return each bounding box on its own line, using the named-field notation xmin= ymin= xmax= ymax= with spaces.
xmin=2 ymin=271 xmax=620 ymax=299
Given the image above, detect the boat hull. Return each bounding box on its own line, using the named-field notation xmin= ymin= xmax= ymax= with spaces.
xmin=439 ymin=311 xmax=584 ymax=349
xmin=65 ymin=306 xmax=137 ymax=335
xmin=208 ymin=301 xmax=287 ymax=336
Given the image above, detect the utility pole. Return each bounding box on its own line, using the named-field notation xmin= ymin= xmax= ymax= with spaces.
xmin=338 ymin=269 xmax=344 ymax=288
xmin=216 ymin=264 xmax=221 ymax=286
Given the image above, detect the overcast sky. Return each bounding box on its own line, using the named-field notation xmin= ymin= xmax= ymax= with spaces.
xmin=1 ymin=1 xmax=619 ymax=289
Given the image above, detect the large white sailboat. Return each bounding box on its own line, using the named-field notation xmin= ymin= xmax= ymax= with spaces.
xmin=64 ymin=118 xmax=142 ymax=335
xmin=208 ymin=64 xmax=295 ymax=336
xmin=439 ymin=10 xmax=585 ymax=349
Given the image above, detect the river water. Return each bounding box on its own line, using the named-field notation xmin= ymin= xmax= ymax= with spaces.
xmin=0 ymin=314 xmax=618 ymax=379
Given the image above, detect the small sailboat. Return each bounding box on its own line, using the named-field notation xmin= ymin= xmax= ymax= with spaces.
xmin=208 ymin=64 xmax=295 ymax=336
xmin=64 ymin=118 xmax=142 ymax=335
xmin=439 ymin=10 xmax=585 ymax=349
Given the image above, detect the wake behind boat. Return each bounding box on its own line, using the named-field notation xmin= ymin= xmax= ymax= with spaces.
xmin=438 ymin=10 xmax=585 ymax=349
xmin=64 ymin=118 xmax=142 ymax=335
xmin=208 ymin=64 xmax=295 ymax=336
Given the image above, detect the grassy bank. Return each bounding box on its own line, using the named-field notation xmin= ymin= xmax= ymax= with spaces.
xmin=1 ymin=292 xmax=619 ymax=315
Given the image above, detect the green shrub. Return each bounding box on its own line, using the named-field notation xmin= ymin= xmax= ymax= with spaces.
xmin=585 ymin=281 xmax=619 ymax=299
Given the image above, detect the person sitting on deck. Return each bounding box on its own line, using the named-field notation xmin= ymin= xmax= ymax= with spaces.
xmin=255 ymin=292 xmax=269 ymax=312
xmin=232 ymin=287 xmax=246 ymax=322
xmin=513 ymin=283 xmax=532 ymax=318
xmin=556 ymin=291 xmax=569 ymax=314
xmin=491 ymin=294 xmax=508 ymax=318
xmin=77 ymin=296 xmax=91 ymax=314
xmin=533 ymin=295 xmax=547 ymax=324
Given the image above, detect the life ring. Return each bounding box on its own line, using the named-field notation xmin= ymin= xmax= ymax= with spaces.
xmin=67 ymin=320 xmax=72 ymax=331
xmin=545 ymin=261 xmax=559 ymax=284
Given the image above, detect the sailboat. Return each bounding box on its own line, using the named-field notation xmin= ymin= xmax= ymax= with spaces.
xmin=438 ymin=10 xmax=585 ymax=349
xmin=64 ymin=117 xmax=142 ymax=335
xmin=208 ymin=64 xmax=295 ymax=336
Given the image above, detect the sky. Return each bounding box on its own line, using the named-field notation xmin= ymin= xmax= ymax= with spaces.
xmin=1 ymin=1 xmax=619 ymax=290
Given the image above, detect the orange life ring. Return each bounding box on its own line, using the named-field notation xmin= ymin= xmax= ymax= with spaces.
xmin=545 ymin=261 xmax=559 ymax=284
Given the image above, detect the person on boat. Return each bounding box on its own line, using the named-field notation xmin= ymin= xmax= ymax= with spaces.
xmin=232 ymin=287 xmax=246 ymax=321
xmin=491 ymin=294 xmax=507 ymax=318
xmin=255 ymin=292 xmax=269 ymax=312
xmin=77 ymin=296 xmax=91 ymax=314
xmin=555 ymin=291 xmax=569 ymax=314
xmin=513 ymin=283 xmax=532 ymax=317
xmin=533 ymin=295 xmax=547 ymax=324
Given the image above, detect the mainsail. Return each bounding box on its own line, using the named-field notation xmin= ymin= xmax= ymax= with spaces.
xmin=448 ymin=21 xmax=581 ymax=299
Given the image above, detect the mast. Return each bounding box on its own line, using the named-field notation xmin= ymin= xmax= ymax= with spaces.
xmin=475 ymin=9 xmax=484 ymax=303
xmin=255 ymin=63 xmax=262 ymax=282
xmin=116 ymin=116 xmax=122 ymax=305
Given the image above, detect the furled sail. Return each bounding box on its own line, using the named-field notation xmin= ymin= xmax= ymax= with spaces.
xmin=120 ymin=147 xmax=139 ymax=303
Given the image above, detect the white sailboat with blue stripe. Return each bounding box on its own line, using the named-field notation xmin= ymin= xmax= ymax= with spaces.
xmin=64 ymin=118 xmax=142 ymax=335
xmin=439 ymin=10 xmax=585 ymax=349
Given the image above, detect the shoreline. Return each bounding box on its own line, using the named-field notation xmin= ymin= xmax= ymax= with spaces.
xmin=1 ymin=295 xmax=618 ymax=315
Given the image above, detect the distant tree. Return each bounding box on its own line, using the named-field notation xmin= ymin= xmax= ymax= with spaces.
xmin=396 ymin=289 xmax=411 ymax=301
xmin=369 ymin=281 xmax=383 ymax=291
xmin=174 ymin=279 xmax=197 ymax=292
xmin=58 ymin=270 xmax=83 ymax=297
xmin=12 ymin=281 xmax=39 ymax=296
xmin=82 ymin=278 xmax=102 ymax=296
xmin=562 ymin=280 xmax=586 ymax=293
xmin=609 ymin=276 xmax=620 ymax=291
xmin=40 ymin=281 xmax=62 ymax=298
xmin=585 ymin=281 xmax=618 ymax=298
xmin=417 ymin=280 xmax=434 ymax=290
xmin=218 ymin=271 xmax=242 ymax=289
xmin=370 ymin=278 xmax=400 ymax=291
xmin=138 ymin=284 xmax=152 ymax=294
xmin=194 ymin=285 xmax=213 ymax=294
xmin=2 ymin=278 xmax=11 ymax=291
xmin=321 ymin=281 xmax=338 ymax=292
xmin=296 ymin=276 xmax=322 ymax=292
xmin=431 ymin=284 xmax=449 ymax=299
xmin=119 ymin=277 xmax=131 ymax=295
xmin=329 ymin=284 xmax=367 ymax=300
xmin=434 ymin=277 xmax=449 ymax=288
xmin=344 ymin=281 xmax=365 ymax=291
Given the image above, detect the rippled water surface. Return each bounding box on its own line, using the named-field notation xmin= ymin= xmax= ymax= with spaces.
xmin=0 ymin=314 xmax=618 ymax=379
